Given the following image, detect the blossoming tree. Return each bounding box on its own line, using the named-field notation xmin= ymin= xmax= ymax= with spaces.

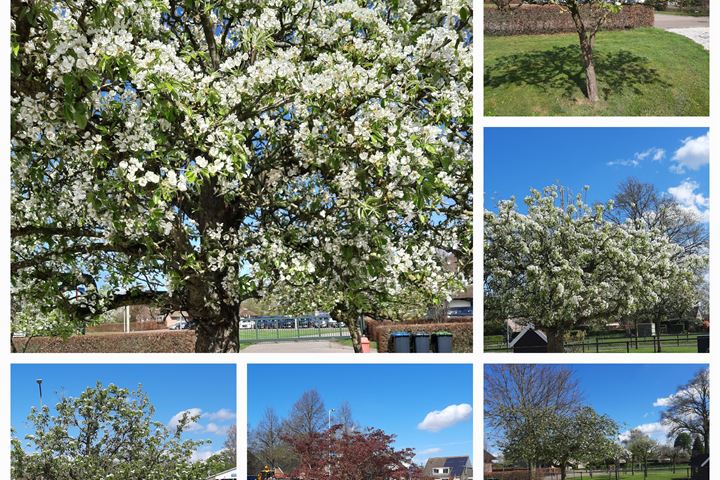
xmin=484 ymin=186 xmax=706 ymax=352
xmin=11 ymin=0 xmax=472 ymax=352
xmin=11 ymin=383 xmax=215 ymax=480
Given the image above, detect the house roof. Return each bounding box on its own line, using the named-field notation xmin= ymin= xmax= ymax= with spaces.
xmin=423 ymin=456 xmax=472 ymax=477
xmin=508 ymin=324 xmax=547 ymax=348
xmin=207 ymin=467 xmax=237 ymax=479
xmin=484 ymin=450 xmax=496 ymax=463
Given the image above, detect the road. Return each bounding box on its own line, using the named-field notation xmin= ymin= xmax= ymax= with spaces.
xmin=655 ymin=13 xmax=709 ymax=50
xmin=654 ymin=13 xmax=709 ymax=29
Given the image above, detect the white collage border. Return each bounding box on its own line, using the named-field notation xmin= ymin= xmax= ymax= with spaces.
xmin=0 ymin=3 xmax=717 ymax=478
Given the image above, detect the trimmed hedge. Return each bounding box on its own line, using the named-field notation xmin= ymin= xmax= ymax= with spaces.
xmin=86 ymin=321 xmax=167 ymax=333
xmin=368 ymin=321 xmax=472 ymax=353
xmin=485 ymin=5 xmax=654 ymax=36
xmin=12 ymin=330 xmax=196 ymax=353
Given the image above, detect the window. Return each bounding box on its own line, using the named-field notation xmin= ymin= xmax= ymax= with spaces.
xmin=433 ymin=467 xmax=450 ymax=474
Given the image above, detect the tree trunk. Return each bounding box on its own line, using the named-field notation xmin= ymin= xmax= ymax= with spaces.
xmin=546 ymin=328 xmax=565 ymax=352
xmin=333 ymin=308 xmax=363 ymax=353
xmin=572 ymin=14 xmax=600 ymax=102
xmin=194 ymin=309 xmax=240 ymax=352
xmin=560 ymin=464 xmax=567 ymax=480
xmin=655 ymin=318 xmax=662 ymax=353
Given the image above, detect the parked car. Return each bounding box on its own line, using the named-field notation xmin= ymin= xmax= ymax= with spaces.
xmin=169 ymin=319 xmax=196 ymax=330
xmin=447 ymin=306 xmax=473 ymax=317
xmin=239 ymin=320 xmax=256 ymax=329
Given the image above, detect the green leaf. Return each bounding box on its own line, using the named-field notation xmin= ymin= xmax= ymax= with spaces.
xmin=73 ymin=103 xmax=88 ymax=129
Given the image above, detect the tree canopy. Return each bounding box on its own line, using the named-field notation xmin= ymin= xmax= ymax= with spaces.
xmin=484 ymin=185 xmax=707 ymax=351
xmin=11 ymin=382 xmax=220 ymax=480
xmin=11 ymin=0 xmax=472 ymax=352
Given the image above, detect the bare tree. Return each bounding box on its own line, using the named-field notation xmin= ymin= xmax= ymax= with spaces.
xmin=610 ymin=178 xmax=708 ymax=257
xmin=283 ymin=389 xmax=327 ymax=437
xmin=336 ymin=401 xmax=357 ymax=434
xmin=224 ymin=425 xmax=237 ymax=461
xmin=249 ymin=407 xmax=293 ymax=470
xmin=661 ymin=368 xmax=710 ymax=454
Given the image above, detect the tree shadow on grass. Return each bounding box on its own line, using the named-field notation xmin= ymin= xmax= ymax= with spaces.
xmin=485 ymin=44 xmax=671 ymax=101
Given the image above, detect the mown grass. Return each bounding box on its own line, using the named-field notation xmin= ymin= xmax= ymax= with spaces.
xmin=484 ymin=28 xmax=709 ymax=116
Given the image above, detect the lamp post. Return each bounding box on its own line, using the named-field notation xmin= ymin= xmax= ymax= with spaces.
xmin=328 ymin=408 xmax=335 ymax=480
xmin=36 ymin=379 xmax=43 ymax=407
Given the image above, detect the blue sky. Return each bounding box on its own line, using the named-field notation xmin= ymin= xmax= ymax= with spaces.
xmin=485 ymin=128 xmax=709 ymax=221
xmin=248 ymin=364 xmax=473 ymax=467
xmin=11 ymin=364 xmax=236 ymax=461
xmin=484 ymin=364 xmax=707 ymax=453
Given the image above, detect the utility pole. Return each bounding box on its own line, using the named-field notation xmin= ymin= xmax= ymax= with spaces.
xmin=36 ymin=379 xmax=43 ymax=407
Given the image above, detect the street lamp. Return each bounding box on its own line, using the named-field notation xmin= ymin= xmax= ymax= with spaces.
xmin=36 ymin=379 xmax=43 ymax=407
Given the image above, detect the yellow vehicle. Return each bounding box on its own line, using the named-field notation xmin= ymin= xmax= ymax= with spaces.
xmin=257 ymin=465 xmax=274 ymax=480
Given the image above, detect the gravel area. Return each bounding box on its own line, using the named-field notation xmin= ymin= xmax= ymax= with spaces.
xmin=667 ymin=27 xmax=710 ymax=50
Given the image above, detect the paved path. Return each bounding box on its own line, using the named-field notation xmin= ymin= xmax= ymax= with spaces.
xmin=654 ymin=13 xmax=709 ymax=29
xmin=655 ymin=13 xmax=709 ymax=50
xmin=240 ymin=340 xmax=375 ymax=353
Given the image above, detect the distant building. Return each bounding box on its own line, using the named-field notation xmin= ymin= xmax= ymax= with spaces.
xmin=422 ymin=456 xmax=473 ymax=480
xmin=483 ymin=450 xmax=496 ymax=474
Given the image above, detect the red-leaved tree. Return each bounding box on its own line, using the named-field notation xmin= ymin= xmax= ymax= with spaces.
xmin=285 ymin=426 xmax=420 ymax=480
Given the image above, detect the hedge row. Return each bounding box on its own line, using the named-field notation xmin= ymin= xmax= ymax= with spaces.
xmin=367 ymin=320 xmax=473 ymax=353
xmin=485 ymin=5 xmax=654 ymax=36
xmin=86 ymin=321 xmax=167 ymax=333
xmin=12 ymin=330 xmax=196 ymax=353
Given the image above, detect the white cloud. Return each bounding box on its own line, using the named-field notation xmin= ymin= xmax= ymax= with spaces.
xmin=417 ymin=447 xmax=442 ymax=455
xmin=191 ymin=448 xmax=226 ymax=463
xmin=619 ymin=422 xmax=672 ymax=444
xmin=169 ymin=408 xmax=236 ymax=434
xmin=203 ymin=408 xmax=236 ymax=421
xmin=607 ymin=147 xmax=666 ymax=167
xmin=667 ymin=179 xmax=709 ymax=222
xmin=169 ymin=408 xmax=203 ymax=432
xmin=418 ymin=404 xmax=472 ymax=432
xmin=205 ymin=422 xmax=229 ymax=435
xmin=671 ymin=133 xmax=709 ymax=173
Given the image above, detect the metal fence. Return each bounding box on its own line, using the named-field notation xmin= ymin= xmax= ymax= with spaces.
xmin=484 ymin=333 xmax=705 ymax=353
xmin=486 ymin=465 xmax=691 ymax=480
xmin=238 ymin=314 xmax=362 ymax=343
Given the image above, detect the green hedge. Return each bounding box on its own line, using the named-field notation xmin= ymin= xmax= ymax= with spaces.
xmin=485 ymin=4 xmax=654 ymax=36
xmin=12 ymin=330 xmax=196 ymax=353
xmin=368 ymin=321 xmax=472 ymax=353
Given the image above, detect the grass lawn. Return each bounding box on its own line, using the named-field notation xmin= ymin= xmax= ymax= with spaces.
xmin=239 ymin=327 xmax=350 ymax=341
xmin=561 ymin=466 xmax=691 ymax=480
xmin=484 ymin=28 xmax=709 ymax=116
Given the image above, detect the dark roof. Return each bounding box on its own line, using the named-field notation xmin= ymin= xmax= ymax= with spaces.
xmin=423 ymin=456 xmax=471 ymax=477
xmin=508 ymin=324 xmax=547 ymax=347
xmin=484 ymin=450 xmax=496 ymax=463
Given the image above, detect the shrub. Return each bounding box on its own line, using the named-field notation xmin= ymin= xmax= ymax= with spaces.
xmin=86 ymin=321 xmax=167 ymax=333
xmin=485 ymin=4 xmax=654 ymax=36
xmin=12 ymin=330 xmax=196 ymax=353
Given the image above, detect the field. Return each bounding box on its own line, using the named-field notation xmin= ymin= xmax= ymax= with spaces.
xmin=484 ymin=28 xmax=709 ymax=116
